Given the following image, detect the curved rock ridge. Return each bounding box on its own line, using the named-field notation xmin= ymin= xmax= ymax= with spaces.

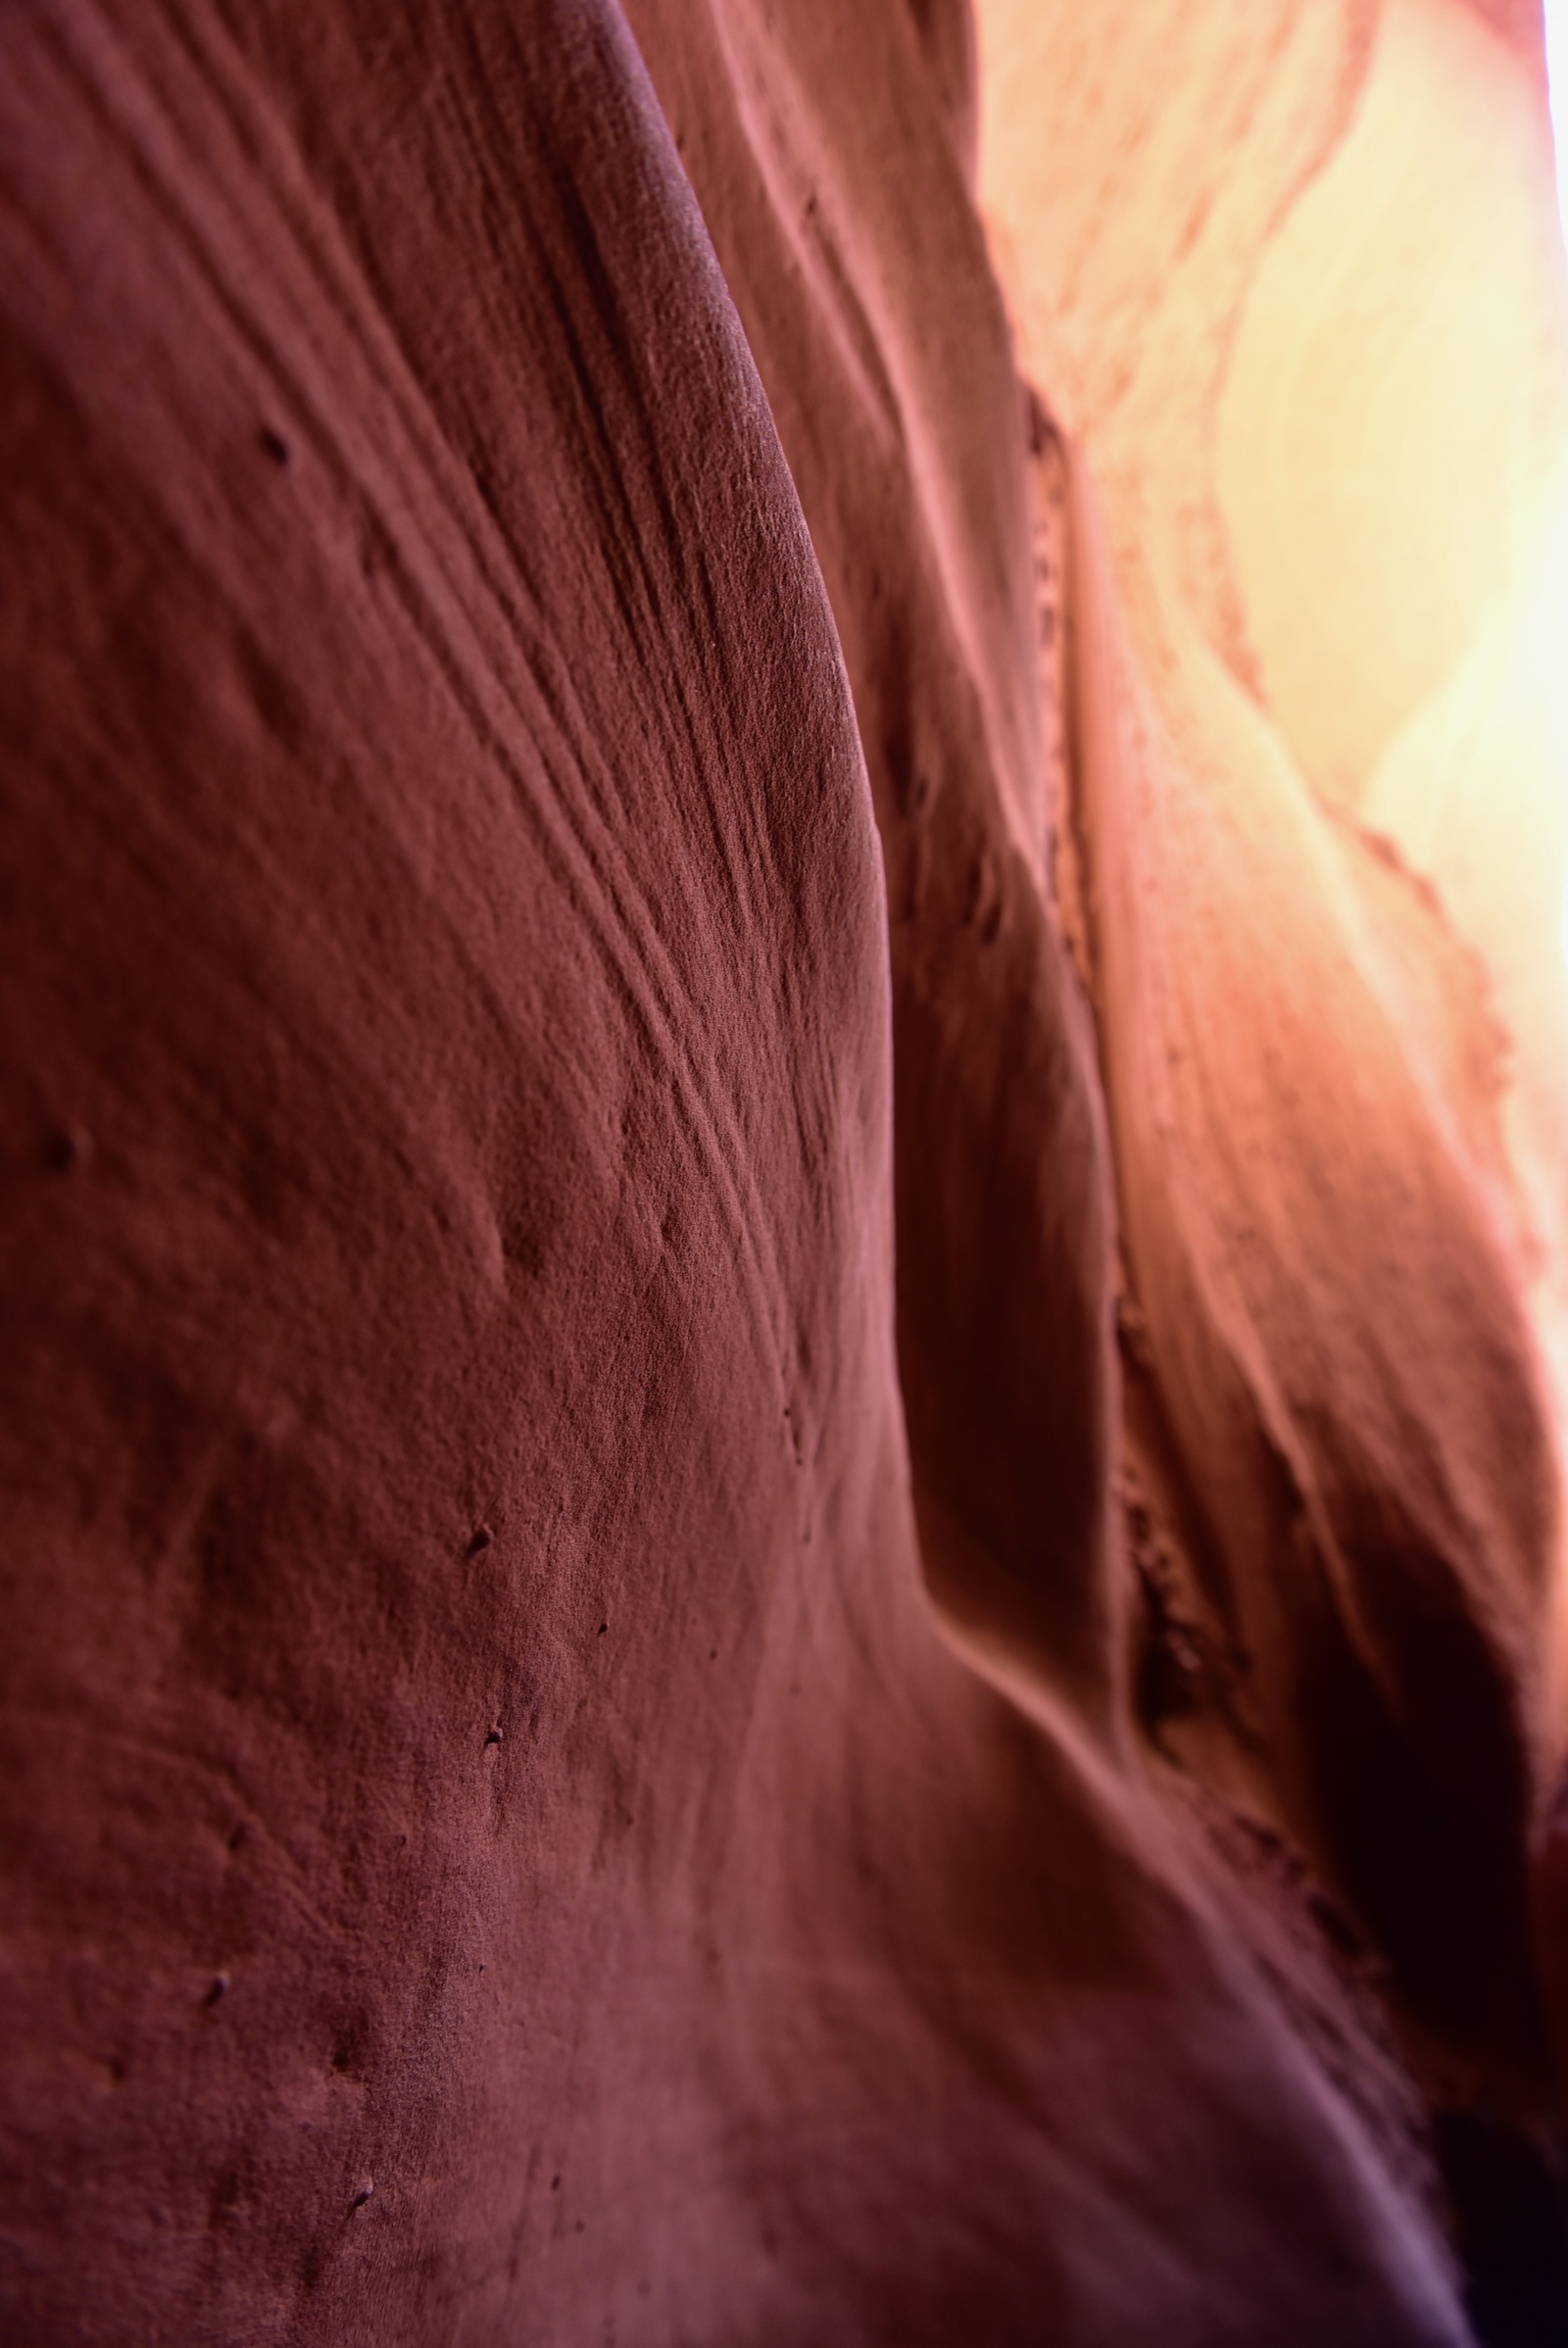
xmin=0 ymin=0 xmax=1558 ymax=2340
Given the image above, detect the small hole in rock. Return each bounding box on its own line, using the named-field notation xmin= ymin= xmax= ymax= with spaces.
xmin=46 ymin=1126 xmax=91 ymax=1174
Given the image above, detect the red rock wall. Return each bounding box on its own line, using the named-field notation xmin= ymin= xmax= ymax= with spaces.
xmin=1 ymin=0 xmax=1559 ymax=2339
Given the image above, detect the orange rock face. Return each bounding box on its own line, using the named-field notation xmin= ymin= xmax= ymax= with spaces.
xmin=2 ymin=0 xmax=1565 ymax=2341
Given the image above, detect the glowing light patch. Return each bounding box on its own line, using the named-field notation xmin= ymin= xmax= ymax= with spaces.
xmin=1546 ymin=3 xmax=1568 ymax=995
xmin=1549 ymin=1 xmax=1568 ymax=250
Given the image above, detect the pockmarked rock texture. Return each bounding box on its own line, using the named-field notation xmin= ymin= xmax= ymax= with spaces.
xmin=0 ymin=0 xmax=1560 ymax=2341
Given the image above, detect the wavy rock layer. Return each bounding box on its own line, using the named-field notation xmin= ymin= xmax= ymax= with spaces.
xmin=0 ymin=0 xmax=1559 ymax=2340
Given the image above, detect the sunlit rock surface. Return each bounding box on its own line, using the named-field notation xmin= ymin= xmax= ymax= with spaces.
xmin=1 ymin=0 xmax=1565 ymax=2340
xmin=982 ymin=0 xmax=1568 ymax=2101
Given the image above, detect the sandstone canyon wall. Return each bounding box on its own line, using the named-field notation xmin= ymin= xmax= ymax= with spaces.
xmin=1 ymin=0 xmax=1565 ymax=2342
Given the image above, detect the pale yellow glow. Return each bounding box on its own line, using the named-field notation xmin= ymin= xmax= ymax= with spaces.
xmin=1548 ymin=0 xmax=1568 ymax=252
xmin=1546 ymin=0 xmax=1568 ymax=999
xmin=1218 ymin=0 xmax=1566 ymax=812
